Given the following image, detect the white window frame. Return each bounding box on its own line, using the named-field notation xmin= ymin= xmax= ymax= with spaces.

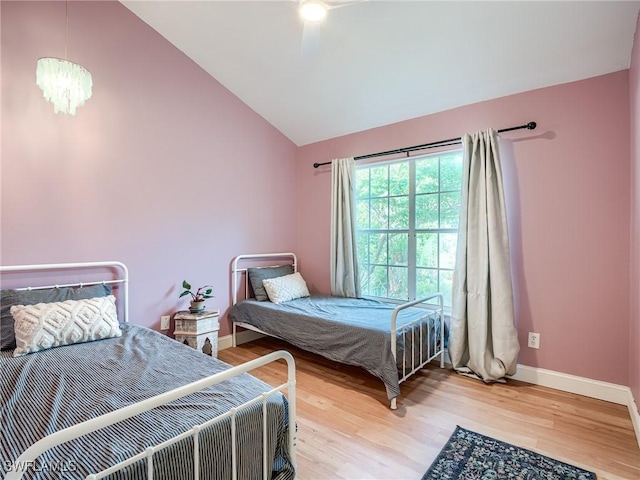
xmin=355 ymin=149 xmax=462 ymax=311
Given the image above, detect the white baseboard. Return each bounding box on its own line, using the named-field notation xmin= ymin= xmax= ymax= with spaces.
xmin=628 ymin=389 xmax=640 ymax=449
xmin=218 ymin=331 xmax=264 ymax=351
xmin=442 ymin=351 xmax=630 ymax=405
xmin=220 ymin=338 xmax=640 ymax=446
xmin=509 ymin=364 xmax=630 ymax=405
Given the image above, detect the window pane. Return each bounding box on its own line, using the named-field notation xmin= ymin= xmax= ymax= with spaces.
xmin=440 ymin=154 xmax=463 ymax=192
xmin=355 ymin=168 xmax=370 ymax=199
xmin=389 ymin=196 xmax=409 ymax=229
xmin=416 ymin=157 xmax=438 ymax=194
xmin=416 ymin=233 xmax=437 ymax=268
xmin=440 ymin=192 xmax=460 ymax=228
xmin=370 ymin=165 xmax=388 ymax=197
xmin=389 ymin=266 xmax=408 ymax=300
xmin=356 ymin=199 xmax=370 ymax=230
xmin=359 ymin=268 xmax=369 ymax=293
xmin=439 ymin=270 xmax=454 ymax=307
xmin=369 ymin=233 xmax=388 ymax=265
xmin=357 ymin=233 xmax=369 ymax=265
xmin=370 ymin=198 xmax=388 ymax=229
xmin=359 ymin=260 xmax=372 ymax=294
xmin=389 ymin=163 xmax=409 ymax=196
xmin=416 ymin=193 xmax=438 ymax=229
xmin=389 ymin=233 xmax=408 ymax=266
xmin=439 ymin=233 xmax=457 ymax=269
xmin=368 ymin=266 xmax=388 ymax=297
xmin=416 ymin=268 xmax=438 ymax=298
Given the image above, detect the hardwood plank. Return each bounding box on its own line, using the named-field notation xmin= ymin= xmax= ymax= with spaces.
xmin=218 ymin=338 xmax=640 ymax=480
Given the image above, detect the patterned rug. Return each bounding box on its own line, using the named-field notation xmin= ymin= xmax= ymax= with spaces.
xmin=422 ymin=426 xmax=596 ymax=480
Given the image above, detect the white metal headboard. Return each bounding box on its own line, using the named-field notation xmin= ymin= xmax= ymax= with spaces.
xmin=0 ymin=261 xmax=129 ymax=323
xmin=231 ymin=253 xmax=297 ymax=305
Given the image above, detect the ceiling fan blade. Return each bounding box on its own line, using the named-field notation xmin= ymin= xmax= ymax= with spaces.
xmin=301 ymin=21 xmax=321 ymax=57
xmin=325 ymin=0 xmax=370 ymax=11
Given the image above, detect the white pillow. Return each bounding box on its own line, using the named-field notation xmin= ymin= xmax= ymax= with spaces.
xmin=262 ymin=272 xmax=310 ymax=304
xmin=11 ymin=295 xmax=121 ymax=357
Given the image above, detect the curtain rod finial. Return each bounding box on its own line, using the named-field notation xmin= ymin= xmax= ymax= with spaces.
xmin=313 ymin=162 xmax=320 ymax=168
xmin=526 ymin=121 xmax=537 ymax=130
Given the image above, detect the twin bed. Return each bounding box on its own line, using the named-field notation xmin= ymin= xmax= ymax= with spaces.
xmin=228 ymin=253 xmax=446 ymax=410
xmin=1 ymin=261 xmax=295 ymax=480
xmin=1 ymin=253 xmax=445 ymax=479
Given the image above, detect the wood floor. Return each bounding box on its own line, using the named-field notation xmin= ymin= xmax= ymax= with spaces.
xmin=218 ymin=337 xmax=640 ymax=480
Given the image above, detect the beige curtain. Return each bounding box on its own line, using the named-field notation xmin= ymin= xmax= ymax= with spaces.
xmin=449 ymin=129 xmax=520 ymax=381
xmin=330 ymin=157 xmax=360 ymax=297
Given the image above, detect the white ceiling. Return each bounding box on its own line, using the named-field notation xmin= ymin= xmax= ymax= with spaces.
xmin=121 ymin=0 xmax=640 ymax=146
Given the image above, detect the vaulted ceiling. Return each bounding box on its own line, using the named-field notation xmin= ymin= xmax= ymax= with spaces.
xmin=121 ymin=1 xmax=640 ymax=146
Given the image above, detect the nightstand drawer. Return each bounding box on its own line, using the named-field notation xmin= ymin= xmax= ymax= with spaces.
xmin=174 ymin=314 xmax=219 ymax=334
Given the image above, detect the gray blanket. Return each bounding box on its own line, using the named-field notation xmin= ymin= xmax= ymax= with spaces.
xmin=229 ymin=295 xmax=442 ymax=399
xmin=0 ymin=324 xmax=294 ymax=480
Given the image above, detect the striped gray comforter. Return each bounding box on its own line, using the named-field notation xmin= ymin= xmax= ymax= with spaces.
xmin=0 ymin=324 xmax=294 ymax=480
xmin=228 ymin=295 xmax=442 ymax=400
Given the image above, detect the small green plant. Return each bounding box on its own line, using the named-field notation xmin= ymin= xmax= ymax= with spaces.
xmin=179 ymin=281 xmax=214 ymax=302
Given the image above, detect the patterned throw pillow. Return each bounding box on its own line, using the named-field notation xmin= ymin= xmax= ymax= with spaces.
xmin=247 ymin=265 xmax=294 ymax=301
xmin=262 ymin=272 xmax=310 ymax=304
xmin=11 ymin=295 xmax=121 ymax=357
xmin=0 ymin=284 xmax=112 ymax=351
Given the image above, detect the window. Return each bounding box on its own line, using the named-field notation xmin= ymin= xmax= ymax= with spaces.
xmin=355 ymin=150 xmax=463 ymax=307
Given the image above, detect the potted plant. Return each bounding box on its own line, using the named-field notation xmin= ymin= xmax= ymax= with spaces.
xmin=179 ymin=281 xmax=214 ymax=313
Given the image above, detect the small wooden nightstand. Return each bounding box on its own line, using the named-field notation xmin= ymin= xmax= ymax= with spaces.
xmin=174 ymin=310 xmax=220 ymax=357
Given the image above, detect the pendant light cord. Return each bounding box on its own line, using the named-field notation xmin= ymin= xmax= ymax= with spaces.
xmin=64 ymin=0 xmax=68 ymax=60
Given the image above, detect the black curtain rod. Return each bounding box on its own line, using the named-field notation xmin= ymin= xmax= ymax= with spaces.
xmin=312 ymin=121 xmax=537 ymax=168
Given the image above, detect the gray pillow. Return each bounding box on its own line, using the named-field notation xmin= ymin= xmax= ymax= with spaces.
xmin=247 ymin=265 xmax=294 ymax=301
xmin=0 ymin=283 xmax=112 ymax=351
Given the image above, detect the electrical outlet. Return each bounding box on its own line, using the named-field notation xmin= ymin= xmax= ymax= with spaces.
xmin=527 ymin=332 xmax=540 ymax=349
xmin=160 ymin=315 xmax=171 ymax=331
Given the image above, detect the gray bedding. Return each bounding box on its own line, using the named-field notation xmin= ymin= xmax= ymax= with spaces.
xmin=228 ymin=295 xmax=442 ymax=400
xmin=0 ymin=324 xmax=294 ymax=480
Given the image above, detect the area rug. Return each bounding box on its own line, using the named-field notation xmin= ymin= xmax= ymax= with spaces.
xmin=422 ymin=426 xmax=596 ymax=480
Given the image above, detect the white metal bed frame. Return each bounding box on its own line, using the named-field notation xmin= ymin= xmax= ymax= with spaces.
xmin=231 ymin=253 xmax=299 ymax=348
xmin=230 ymin=252 xmax=445 ymax=409
xmin=1 ymin=261 xmax=297 ymax=480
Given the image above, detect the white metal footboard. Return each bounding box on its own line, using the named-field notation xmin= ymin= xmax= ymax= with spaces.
xmin=390 ymin=293 xmax=445 ymax=410
xmin=5 ymin=350 xmax=297 ymax=480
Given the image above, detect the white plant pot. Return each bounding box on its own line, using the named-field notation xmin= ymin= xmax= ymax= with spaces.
xmin=189 ymin=300 xmax=205 ymax=313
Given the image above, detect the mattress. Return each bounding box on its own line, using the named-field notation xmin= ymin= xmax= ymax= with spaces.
xmin=0 ymin=324 xmax=294 ymax=480
xmin=229 ymin=295 xmax=442 ymax=399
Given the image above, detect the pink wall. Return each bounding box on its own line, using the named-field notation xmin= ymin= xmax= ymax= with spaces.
xmin=1 ymin=1 xmax=635 ymax=390
xmin=1 ymin=1 xmax=298 ymax=337
xmin=296 ymin=72 xmax=631 ymax=386
xmin=630 ymin=12 xmax=640 ymax=410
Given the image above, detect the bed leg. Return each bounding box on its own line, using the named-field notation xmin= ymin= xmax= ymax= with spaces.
xmin=390 ymin=398 xmax=397 ymax=410
xmin=232 ymin=323 xmax=237 ymax=348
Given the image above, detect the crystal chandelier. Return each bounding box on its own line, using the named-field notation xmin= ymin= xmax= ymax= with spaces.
xmin=36 ymin=1 xmax=92 ymax=115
